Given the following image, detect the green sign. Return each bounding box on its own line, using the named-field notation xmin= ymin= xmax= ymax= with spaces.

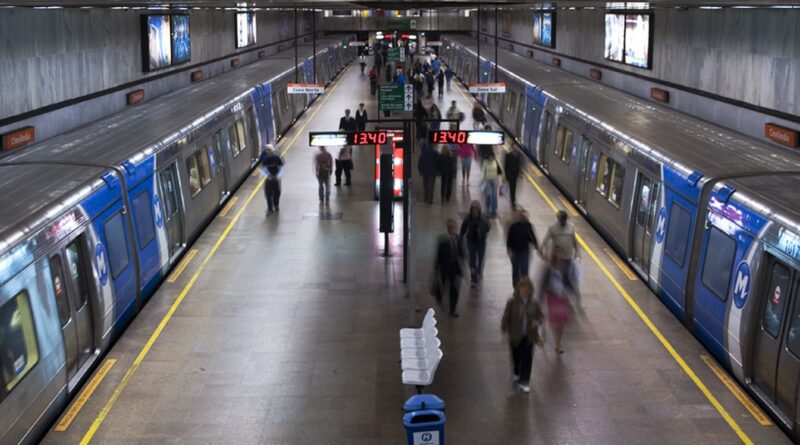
xmin=378 ymin=84 xmax=412 ymax=112
xmin=387 ymin=18 xmax=410 ymax=30
xmin=387 ymin=47 xmax=402 ymax=62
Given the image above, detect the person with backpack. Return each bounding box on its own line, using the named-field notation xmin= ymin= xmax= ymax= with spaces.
xmin=472 ymin=104 xmax=486 ymax=130
xmin=460 ymin=200 xmax=490 ymax=287
xmin=259 ymin=144 xmax=283 ymax=216
xmin=501 ymin=277 xmax=543 ymax=393
xmin=314 ymin=147 xmax=333 ymax=204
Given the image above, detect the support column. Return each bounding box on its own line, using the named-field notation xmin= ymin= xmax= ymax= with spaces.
xmin=494 ymin=6 xmax=498 ymax=82
xmin=312 ymin=10 xmax=317 ymax=83
xmin=294 ymin=8 xmax=299 ymax=83
xmin=476 ymin=6 xmax=481 ymax=83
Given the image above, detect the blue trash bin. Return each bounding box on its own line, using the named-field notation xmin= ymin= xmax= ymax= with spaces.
xmin=403 ymin=409 xmax=445 ymax=445
xmin=403 ymin=394 xmax=445 ymax=413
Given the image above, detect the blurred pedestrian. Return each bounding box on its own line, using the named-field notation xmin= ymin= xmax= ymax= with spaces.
xmin=335 ymin=146 xmax=353 ymax=187
xmin=368 ymin=66 xmax=378 ymax=95
xmin=259 ymin=144 xmax=283 ymax=216
xmin=339 ymin=109 xmax=356 ymax=132
xmin=446 ymin=100 xmax=462 ymax=131
xmin=355 ymin=103 xmax=368 ymax=132
xmin=501 ymin=277 xmax=543 ymax=393
xmin=455 ymin=141 xmax=477 ymax=185
xmin=419 ymin=143 xmax=440 ymax=204
xmin=429 ymin=103 xmax=442 ymax=131
xmin=359 ymin=54 xmax=367 ymax=75
xmin=435 ymin=219 xmax=464 ymax=317
xmin=436 ymin=69 xmax=445 ymax=98
xmin=543 ymin=247 xmax=572 ymax=354
xmin=460 ymin=201 xmax=490 ymax=287
xmin=445 ymin=66 xmax=454 ymax=91
xmin=375 ymin=52 xmax=383 ymax=76
xmin=472 ymin=104 xmax=486 ymax=130
xmin=432 ymin=56 xmax=441 ymax=73
xmin=425 ymin=70 xmax=435 ymax=95
xmin=503 ymin=149 xmax=522 ymax=208
xmin=540 ymin=210 xmax=581 ymax=306
xmin=477 ymin=124 xmax=495 ymax=161
xmin=438 ymin=145 xmax=456 ymax=203
xmin=481 ymin=152 xmax=501 ymax=217
xmin=314 ymin=147 xmax=333 ymax=204
xmin=506 ymin=208 xmax=539 ymax=287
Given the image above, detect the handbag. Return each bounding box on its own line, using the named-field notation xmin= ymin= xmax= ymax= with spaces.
xmin=499 ymin=183 xmax=507 ymax=196
xmin=480 ymin=180 xmax=488 ymax=193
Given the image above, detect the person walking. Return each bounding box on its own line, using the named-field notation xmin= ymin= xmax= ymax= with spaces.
xmin=543 ymin=247 xmax=573 ymax=354
xmin=506 ymin=208 xmax=539 ymax=287
xmin=444 ymin=66 xmax=454 ymax=91
xmin=368 ymin=66 xmax=378 ymax=95
xmin=435 ymin=219 xmax=464 ymax=317
xmin=438 ymin=145 xmax=456 ymax=203
xmin=501 ymin=277 xmax=543 ymax=393
xmin=259 ymin=144 xmax=283 ymax=216
xmin=335 ymin=146 xmax=353 ymax=186
xmin=472 ymin=104 xmax=486 ymax=130
xmin=503 ymin=149 xmax=522 ymax=209
xmin=359 ymin=54 xmax=367 ymax=75
xmin=339 ymin=109 xmax=356 ymax=133
xmin=355 ymin=103 xmax=368 ymax=132
xmin=429 ymin=103 xmax=442 ymax=131
xmin=481 ymin=152 xmax=501 ymax=217
xmin=418 ymin=143 xmax=440 ymax=204
xmin=436 ymin=69 xmax=445 ymax=98
xmin=431 ymin=56 xmax=441 ymax=74
xmin=476 ymin=124 xmax=495 ymax=162
xmin=540 ymin=210 xmax=581 ymax=306
xmin=413 ymin=73 xmax=424 ymax=98
xmin=375 ymin=51 xmax=383 ymax=77
xmin=425 ymin=69 xmax=436 ymax=96
xmin=455 ymin=141 xmax=476 ymax=185
xmin=460 ymin=201 xmax=490 ymax=287
xmin=445 ymin=100 xmax=462 ymax=131
xmin=314 ymin=147 xmax=333 ymax=204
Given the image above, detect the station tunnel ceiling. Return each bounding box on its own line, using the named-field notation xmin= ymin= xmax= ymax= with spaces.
xmin=1 ymin=1 xmax=799 ymax=8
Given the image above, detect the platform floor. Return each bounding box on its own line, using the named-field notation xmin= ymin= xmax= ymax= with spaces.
xmin=42 ymin=56 xmax=791 ymax=444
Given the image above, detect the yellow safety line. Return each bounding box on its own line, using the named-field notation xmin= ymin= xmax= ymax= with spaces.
xmin=80 ymin=65 xmax=351 ymax=445
xmin=557 ymin=195 xmax=579 ymax=217
xmin=521 ymin=170 xmax=754 ymax=444
xmin=701 ymin=355 xmax=772 ymax=426
xmin=603 ymin=248 xmax=638 ymax=281
xmin=54 ymin=359 xmax=116 ymax=432
xmin=530 ymin=164 xmax=543 ymax=177
xmin=165 ymin=249 xmax=197 ymax=283
xmin=219 ymin=196 xmax=239 ymax=217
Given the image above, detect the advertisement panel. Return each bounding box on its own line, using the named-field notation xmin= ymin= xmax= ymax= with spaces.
xmin=604 ymin=13 xmax=625 ymax=62
xmin=171 ymin=15 xmax=191 ymax=64
xmin=146 ymin=15 xmax=172 ymax=71
xmin=533 ymin=11 xmax=555 ymax=48
xmin=624 ymin=14 xmax=650 ymax=68
xmin=236 ymin=12 xmax=257 ymax=48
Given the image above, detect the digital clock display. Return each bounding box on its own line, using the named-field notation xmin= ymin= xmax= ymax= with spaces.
xmin=348 ymin=131 xmax=389 ymax=145
xmin=428 ymin=130 xmax=505 ymax=145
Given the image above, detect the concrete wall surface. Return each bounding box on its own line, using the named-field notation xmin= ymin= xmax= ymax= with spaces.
xmin=321 ymin=13 xmax=470 ymax=32
xmin=0 ymin=9 xmax=317 ymax=121
xmin=471 ymin=8 xmax=799 ymax=129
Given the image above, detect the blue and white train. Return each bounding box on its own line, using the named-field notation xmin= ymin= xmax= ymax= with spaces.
xmin=442 ymin=35 xmax=800 ymax=439
xmin=0 ymin=36 xmax=354 ymax=445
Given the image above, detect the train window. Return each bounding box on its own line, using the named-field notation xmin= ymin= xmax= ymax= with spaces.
xmin=234 ymin=120 xmax=247 ymax=157
xmin=665 ymin=203 xmax=691 ymax=267
xmin=186 ymin=155 xmax=201 ymax=197
xmin=561 ymin=128 xmax=573 ymax=165
xmin=103 ymin=212 xmax=130 ymax=280
xmin=595 ymin=154 xmax=613 ymax=197
xmin=507 ymin=92 xmax=516 ymax=113
xmin=636 ymin=177 xmax=652 ymax=227
xmin=65 ymin=237 xmax=90 ymax=308
xmin=49 ymin=256 xmax=72 ymax=328
xmin=198 ymin=148 xmax=212 ymax=186
xmin=786 ymin=286 xmax=800 ymax=358
xmin=608 ymin=164 xmax=625 ymax=208
xmin=133 ymin=191 xmax=156 ymax=249
xmin=701 ymin=227 xmax=736 ymax=300
xmin=646 ymin=183 xmax=660 ymax=235
xmin=246 ymin=107 xmax=260 ymax=147
xmin=0 ymin=291 xmax=39 ymax=395
xmin=762 ymin=262 xmax=790 ymax=338
xmin=554 ymin=125 xmax=566 ymax=159
xmin=541 ymin=111 xmax=553 ymax=147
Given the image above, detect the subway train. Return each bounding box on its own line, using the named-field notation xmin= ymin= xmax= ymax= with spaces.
xmin=442 ymin=35 xmax=800 ymax=439
xmin=0 ymin=36 xmax=355 ymax=445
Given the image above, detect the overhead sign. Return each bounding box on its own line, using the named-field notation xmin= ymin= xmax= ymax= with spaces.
xmin=429 ymin=130 xmax=505 ymax=145
xmin=350 ymin=41 xmax=366 ymax=46
xmin=288 ymin=83 xmax=325 ymax=94
xmin=387 ymin=47 xmax=402 ymax=62
xmin=378 ymin=84 xmax=412 ymax=112
xmin=309 ymin=132 xmax=348 ymax=147
xmin=469 ymin=82 xmax=506 ymax=94
xmin=1 ymin=126 xmax=35 ymax=151
xmin=765 ymin=123 xmax=799 ymax=148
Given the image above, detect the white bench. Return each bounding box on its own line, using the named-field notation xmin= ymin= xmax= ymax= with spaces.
xmin=400 ymin=308 xmax=443 ymax=393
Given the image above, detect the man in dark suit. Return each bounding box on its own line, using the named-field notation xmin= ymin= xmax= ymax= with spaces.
xmin=435 ymin=219 xmax=464 ymax=317
xmin=355 ymin=103 xmax=368 ymax=132
xmin=338 ymin=109 xmax=356 ymax=133
xmin=336 ymin=109 xmax=357 ymax=186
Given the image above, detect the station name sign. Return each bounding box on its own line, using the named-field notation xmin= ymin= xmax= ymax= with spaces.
xmin=2 ymin=126 xmax=35 ymax=151
xmin=288 ymin=83 xmax=325 ymax=94
xmin=468 ymin=82 xmax=506 ymax=94
xmin=765 ymin=123 xmax=799 ymax=148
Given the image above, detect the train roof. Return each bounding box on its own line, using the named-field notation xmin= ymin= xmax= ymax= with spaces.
xmin=0 ymin=36 xmax=348 ymax=169
xmin=726 ymin=174 xmax=800 ymax=231
xmin=446 ymin=36 xmax=800 ymax=179
xmin=0 ymin=164 xmax=105 ymax=255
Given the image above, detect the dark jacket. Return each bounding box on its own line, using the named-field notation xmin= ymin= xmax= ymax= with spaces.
xmin=259 ymin=151 xmax=284 ymax=178
xmin=506 ymin=221 xmax=538 ymax=255
xmin=339 ymin=116 xmax=356 ymax=132
xmin=355 ymin=109 xmax=368 ymax=131
xmin=504 ymin=151 xmax=521 ymax=180
xmin=436 ymin=70 xmax=445 ymax=86
xmin=460 ymin=215 xmax=490 ymax=243
xmin=435 ymin=233 xmax=463 ymax=278
xmin=438 ymin=154 xmax=456 ymax=178
xmin=418 ymin=146 xmax=440 ymax=176
xmin=502 ymin=295 xmax=544 ymax=346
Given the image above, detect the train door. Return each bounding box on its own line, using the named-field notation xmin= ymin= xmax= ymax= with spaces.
xmin=752 ymin=256 xmax=800 ymax=423
xmin=210 ymin=136 xmax=229 ymax=203
xmin=631 ymin=172 xmax=660 ymax=275
xmin=158 ymin=163 xmax=184 ymax=258
xmin=48 ymin=235 xmax=95 ymax=385
xmin=575 ymin=136 xmax=593 ymax=213
xmin=538 ymin=110 xmax=554 ymax=171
